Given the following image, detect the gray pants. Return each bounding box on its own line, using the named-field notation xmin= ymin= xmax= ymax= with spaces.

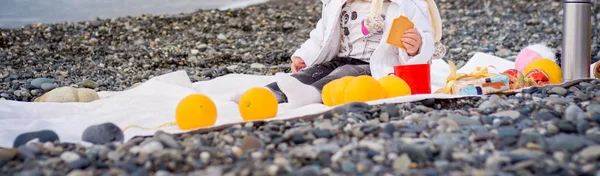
xmin=266 ymin=57 xmax=371 ymax=103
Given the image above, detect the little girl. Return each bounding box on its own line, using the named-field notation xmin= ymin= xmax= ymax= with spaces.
xmin=233 ymin=0 xmax=443 ymax=108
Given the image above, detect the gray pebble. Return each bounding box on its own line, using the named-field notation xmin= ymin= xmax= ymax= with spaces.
xmin=154 ymin=130 xmax=182 ymax=149
xmin=586 ymin=104 xmax=600 ymax=114
xmin=40 ymin=83 xmax=56 ymax=91
xmin=140 ymin=141 xmax=164 ymax=154
xmin=497 ymin=126 xmax=519 ymax=138
xmin=490 ymin=110 xmax=520 ymax=119
xmin=60 ymin=151 xmax=81 ymax=163
xmin=547 ymin=134 xmax=595 ymax=152
xmin=30 ymin=78 xmax=55 ymax=89
xmin=564 ymin=103 xmax=585 ymax=121
xmin=550 ymin=87 xmax=567 ymax=96
xmin=82 ymin=122 xmax=124 ymax=145
xmin=15 ymin=169 xmax=43 ymax=176
xmin=341 ymin=161 xmax=356 ymax=173
xmin=81 ymin=79 xmax=98 ymax=89
xmin=67 ymin=158 xmax=91 ymax=169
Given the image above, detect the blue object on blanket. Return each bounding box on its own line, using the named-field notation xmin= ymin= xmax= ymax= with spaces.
xmin=13 ymin=130 xmax=60 ymax=148
xmin=82 ymin=122 xmax=124 ymax=145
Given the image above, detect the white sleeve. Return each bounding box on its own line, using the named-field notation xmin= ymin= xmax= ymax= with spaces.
xmin=401 ymin=0 xmax=435 ymax=64
xmin=291 ymin=3 xmax=328 ymax=67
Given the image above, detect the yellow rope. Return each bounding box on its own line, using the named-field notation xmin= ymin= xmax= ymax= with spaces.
xmin=122 ymin=122 xmax=178 ymax=132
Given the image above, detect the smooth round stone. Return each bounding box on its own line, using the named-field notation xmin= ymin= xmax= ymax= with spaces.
xmin=592 ymin=113 xmax=600 ymax=124
xmin=550 ymin=87 xmax=567 ymax=96
xmin=81 ymin=79 xmax=98 ymax=89
xmin=379 ymin=112 xmax=390 ymax=122
xmin=296 ymin=166 xmax=320 ymax=175
xmin=40 ymin=83 xmax=56 ymax=91
xmin=535 ymin=112 xmax=559 ymax=121
xmin=565 ymin=104 xmax=585 ymax=121
xmin=82 ymin=122 xmax=124 ymax=145
xmin=67 ymin=158 xmax=91 ymax=169
xmin=346 ymin=102 xmax=371 ymax=114
xmin=497 ymin=126 xmax=520 ymax=139
xmin=547 ymin=134 xmax=595 ymax=153
xmin=481 ymin=116 xmax=494 ymax=125
xmin=383 ymin=124 xmax=396 ymax=135
xmin=577 ymin=120 xmax=591 ymax=135
xmin=140 ymin=141 xmax=164 ymax=154
xmin=312 ymin=129 xmax=332 ymax=138
xmin=586 ymin=104 xmax=600 ymax=114
xmin=15 ymin=169 xmax=43 ymax=176
xmin=556 ymin=121 xmax=577 ymax=133
xmin=30 ymin=78 xmax=55 ymax=89
xmin=575 ymin=92 xmax=590 ymax=101
xmin=13 ymin=130 xmax=59 ymax=148
xmin=341 ymin=161 xmax=357 ymax=173
xmin=67 ymin=170 xmax=88 ymax=176
xmin=17 ymin=145 xmax=41 ymax=159
xmin=0 ymin=148 xmax=18 ymax=160
xmin=384 ymin=104 xmax=400 ymax=117
xmin=546 ymin=124 xmax=560 ymax=134
xmin=240 ymin=135 xmax=263 ymax=152
xmin=154 ymin=130 xmax=182 ymax=149
xmin=60 ymin=151 xmax=81 ymax=163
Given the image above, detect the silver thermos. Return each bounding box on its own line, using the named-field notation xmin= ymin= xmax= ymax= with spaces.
xmin=562 ymin=0 xmax=593 ymax=81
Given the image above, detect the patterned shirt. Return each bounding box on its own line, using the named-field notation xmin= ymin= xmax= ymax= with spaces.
xmin=337 ymin=1 xmax=391 ymax=61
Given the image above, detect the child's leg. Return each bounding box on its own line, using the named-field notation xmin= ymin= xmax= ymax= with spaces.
xmin=310 ymin=64 xmax=371 ymax=91
xmin=277 ymin=64 xmax=371 ymax=108
xmin=230 ymin=58 xmax=352 ymax=103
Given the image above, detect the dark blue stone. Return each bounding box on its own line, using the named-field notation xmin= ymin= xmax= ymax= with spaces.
xmin=576 ymin=120 xmax=590 ymax=135
xmin=13 ymin=130 xmax=59 ymax=148
xmin=547 ymin=134 xmax=595 ymax=152
xmin=384 ymin=104 xmax=400 ymax=117
xmin=130 ymin=168 xmax=149 ymax=176
xmin=497 ymin=126 xmax=519 ymax=139
xmin=481 ymin=116 xmax=494 ymax=125
xmin=383 ymin=124 xmax=396 ymax=135
xmin=82 ymin=122 xmax=124 ymax=145
xmin=67 ymin=158 xmax=91 ymax=169
xmin=291 ymin=134 xmax=306 ymax=144
xmin=346 ymin=102 xmax=371 ymax=114
xmin=556 ymin=121 xmax=576 ymax=133
xmin=591 ymin=113 xmax=600 ymax=124
xmin=312 ymin=129 xmax=332 ymax=138
xmin=535 ymin=112 xmax=559 ymax=121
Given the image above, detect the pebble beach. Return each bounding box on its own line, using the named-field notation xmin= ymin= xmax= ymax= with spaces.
xmin=2 ymin=0 xmax=600 ymax=175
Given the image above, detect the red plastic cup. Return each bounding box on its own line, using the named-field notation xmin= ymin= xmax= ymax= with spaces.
xmin=388 ymin=64 xmax=431 ymax=95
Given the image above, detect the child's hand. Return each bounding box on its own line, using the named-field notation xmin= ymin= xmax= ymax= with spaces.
xmin=291 ymin=56 xmax=306 ymax=73
xmin=402 ymin=29 xmax=422 ymax=56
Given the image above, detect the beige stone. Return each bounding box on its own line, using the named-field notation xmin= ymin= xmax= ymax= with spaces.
xmin=34 ymin=86 xmax=99 ymax=103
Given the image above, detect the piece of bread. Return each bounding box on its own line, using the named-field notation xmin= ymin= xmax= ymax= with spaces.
xmin=386 ymin=16 xmax=414 ymax=49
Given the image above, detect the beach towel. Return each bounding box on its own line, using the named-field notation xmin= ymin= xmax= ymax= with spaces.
xmin=0 ymin=52 xmax=595 ymax=148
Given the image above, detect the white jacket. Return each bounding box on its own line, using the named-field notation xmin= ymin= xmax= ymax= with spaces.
xmin=292 ymin=0 xmax=436 ymax=80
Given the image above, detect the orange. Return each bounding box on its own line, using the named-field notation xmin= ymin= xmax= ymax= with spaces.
xmin=343 ymin=75 xmax=387 ymax=103
xmin=238 ymin=87 xmax=278 ymax=121
xmin=523 ymin=59 xmax=562 ymax=84
xmin=321 ymin=80 xmax=335 ymax=106
xmin=175 ymin=94 xmax=218 ymax=130
xmin=329 ymin=76 xmax=355 ymax=106
xmin=378 ymin=75 xmax=411 ymax=98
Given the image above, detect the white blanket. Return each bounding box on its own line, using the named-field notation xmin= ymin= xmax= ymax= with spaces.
xmin=0 ymin=53 xmax=595 ymax=148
